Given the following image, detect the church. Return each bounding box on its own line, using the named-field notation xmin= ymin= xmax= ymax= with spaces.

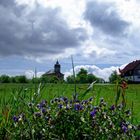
xmin=42 ymin=60 xmax=64 ymax=81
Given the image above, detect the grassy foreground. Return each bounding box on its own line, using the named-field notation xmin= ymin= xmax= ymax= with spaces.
xmin=0 ymin=83 xmax=140 ymax=123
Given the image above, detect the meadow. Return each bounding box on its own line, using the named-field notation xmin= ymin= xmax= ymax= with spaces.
xmin=0 ymin=83 xmax=140 ymax=123
xmin=0 ymin=83 xmax=140 ymax=139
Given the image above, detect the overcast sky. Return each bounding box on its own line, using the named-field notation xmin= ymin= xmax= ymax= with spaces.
xmin=0 ymin=0 xmax=140 ymax=80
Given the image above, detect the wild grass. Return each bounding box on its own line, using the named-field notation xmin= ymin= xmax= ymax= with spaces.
xmin=0 ymin=83 xmax=140 ymax=123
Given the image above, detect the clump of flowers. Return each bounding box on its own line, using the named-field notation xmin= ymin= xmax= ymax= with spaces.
xmin=9 ymin=96 xmax=138 ymax=140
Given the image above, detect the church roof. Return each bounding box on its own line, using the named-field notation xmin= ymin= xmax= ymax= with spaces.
xmin=43 ymin=69 xmax=64 ymax=76
xmin=45 ymin=69 xmax=55 ymax=74
xmin=120 ymin=60 xmax=140 ymax=75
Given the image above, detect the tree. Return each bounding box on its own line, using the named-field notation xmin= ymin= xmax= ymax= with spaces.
xmin=14 ymin=76 xmax=28 ymax=83
xmin=87 ymin=74 xmax=98 ymax=83
xmin=109 ymin=70 xmax=120 ymax=83
xmin=66 ymin=75 xmax=75 ymax=84
xmin=76 ymin=68 xmax=88 ymax=83
xmin=0 ymin=75 xmax=10 ymax=83
xmin=10 ymin=76 xmax=16 ymax=83
xmin=66 ymin=68 xmax=104 ymax=84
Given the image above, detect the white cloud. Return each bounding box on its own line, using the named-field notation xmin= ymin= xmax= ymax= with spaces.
xmin=64 ymin=64 xmax=127 ymax=81
xmin=25 ymin=70 xmax=45 ymax=79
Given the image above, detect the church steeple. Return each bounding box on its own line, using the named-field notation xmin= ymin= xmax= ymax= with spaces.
xmin=54 ymin=60 xmax=60 ymax=73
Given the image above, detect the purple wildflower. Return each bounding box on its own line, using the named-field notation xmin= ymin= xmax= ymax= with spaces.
xmin=41 ymin=108 xmax=47 ymax=114
xmin=90 ymin=109 xmax=97 ymax=117
xmin=13 ymin=115 xmax=19 ymax=122
xmin=74 ymin=104 xmax=83 ymax=111
xmin=110 ymin=105 xmax=115 ymax=111
xmin=40 ymin=100 xmax=47 ymax=107
xmin=122 ymin=125 xmax=128 ymax=133
xmin=37 ymin=100 xmax=47 ymax=109
xmin=58 ymin=104 xmax=63 ymax=109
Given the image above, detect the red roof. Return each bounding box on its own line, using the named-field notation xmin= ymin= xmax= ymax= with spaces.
xmin=119 ymin=60 xmax=140 ymax=75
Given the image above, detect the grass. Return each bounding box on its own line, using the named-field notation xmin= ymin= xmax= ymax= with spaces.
xmin=0 ymin=83 xmax=140 ymax=123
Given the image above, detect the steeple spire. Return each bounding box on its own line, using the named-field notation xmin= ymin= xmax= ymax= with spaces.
xmin=56 ymin=60 xmax=59 ymax=65
xmin=54 ymin=60 xmax=60 ymax=73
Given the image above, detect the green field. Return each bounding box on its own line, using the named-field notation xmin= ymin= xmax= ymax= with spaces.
xmin=0 ymin=83 xmax=140 ymax=123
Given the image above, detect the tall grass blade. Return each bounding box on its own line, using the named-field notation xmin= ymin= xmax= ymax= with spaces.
xmin=115 ymin=84 xmax=121 ymax=106
xmin=71 ymin=56 xmax=77 ymax=100
xmin=80 ymin=81 xmax=96 ymax=98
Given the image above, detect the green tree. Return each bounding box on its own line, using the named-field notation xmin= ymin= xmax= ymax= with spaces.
xmin=109 ymin=70 xmax=120 ymax=83
xmin=66 ymin=75 xmax=75 ymax=84
xmin=76 ymin=68 xmax=88 ymax=83
xmin=10 ymin=76 xmax=16 ymax=83
xmin=0 ymin=75 xmax=10 ymax=83
xmin=87 ymin=74 xmax=98 ymax=83
xmin=14 ymin=75 xmax=28 ymax=83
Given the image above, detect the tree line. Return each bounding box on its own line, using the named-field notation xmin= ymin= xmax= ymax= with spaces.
xmin=66 ymin=68 xmax=105 ymax=84
xmin=0 ymin=69 xmax=119 ymax=83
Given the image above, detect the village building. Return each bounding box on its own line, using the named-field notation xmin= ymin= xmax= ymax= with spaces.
xmin=42 ymin=60 xmax=64 ymax=81
xmin=119 ymin=60 xmax=140 ymax=83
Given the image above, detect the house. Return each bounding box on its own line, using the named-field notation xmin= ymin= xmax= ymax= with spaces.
xmin=119 ymin=60 xmax=140 ymax=83
xmin=42 ymin=60 xmax=64 ymax=81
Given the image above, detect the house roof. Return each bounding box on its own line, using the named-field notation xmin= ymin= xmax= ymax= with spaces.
xmin=120 ymin=60 xmax=140 ymax=75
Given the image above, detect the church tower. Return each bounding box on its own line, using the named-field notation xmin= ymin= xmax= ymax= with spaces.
xmin=54 ymin=60 xmax=60 ymax=73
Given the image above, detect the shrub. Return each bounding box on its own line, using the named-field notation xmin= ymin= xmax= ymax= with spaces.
xmin=8 ymin=96 xmax=138 ymax=139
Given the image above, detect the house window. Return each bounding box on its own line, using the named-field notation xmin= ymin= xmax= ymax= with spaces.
xmin=136 ymin=70 xmax=140 ymax=75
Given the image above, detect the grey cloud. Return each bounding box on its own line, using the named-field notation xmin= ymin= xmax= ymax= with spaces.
xmin=0 ymin=1 xmax=87 ymax=59
xmin=84 ymin=1 xmax=130 ymax=36
xmin=0 ymin=0 xmax=15 ymax=7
